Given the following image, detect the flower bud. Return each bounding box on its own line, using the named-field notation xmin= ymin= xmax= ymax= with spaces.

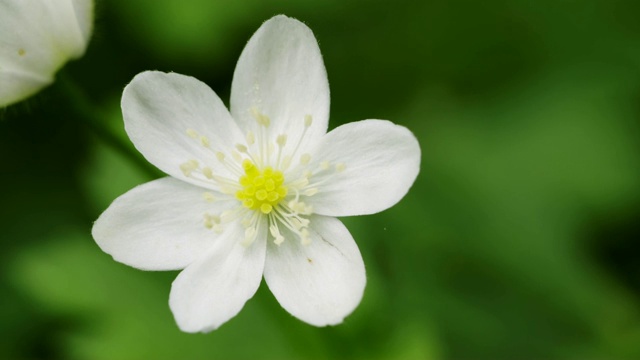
xmin=0 ymin=0 xmax=94 ymax=107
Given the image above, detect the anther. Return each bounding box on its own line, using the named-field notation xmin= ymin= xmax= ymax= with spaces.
xmin=246 ymin=131 xmax=255 ymax=145
xmin=200 ymin=136 xmax=210 ymax=148
xmin=250 ymin=107 xmax=271 ymax=127
xmin=203 ymin=213 xmax=221 ymax=230
xmin=180 ymin=165 xmax=191 ymax=177
xmin=335 ymin=163 xmax=346 ymax=172
xmin=202 ymin=167 xmax=214 ymax=179
xmin=320 ymin=161 xmax=330 ymax=170
xmin=270 ymin=225 xmax=285 ymax=245
xmin=261 ymin=115 xmax=271 ymax=127
xmin=276 ymin=134 xmax=287 ymax=147
xmin=216 ymin=152 xmax=225 ymax=162
xmin=300 ymin=153 xmax=311 ymax=165
xmin=236 ymin=144 xmax=248 ymax=153
xmin=242 ymin=227 xmax=257 ymax=247
xmin=304 ymin=114 xmax=313 ymax=127
xmin=300 ymin=229 xmax=311 ymax=245
xmin=290 ymin=218 xmax=303 ymax=230
xmin=203 ymin=192 xmax=216 ymax=202
xmin=186 ymin=128 xmax=198 ymax=138
xmin=304 ymin=205 xmax=313 ymax=214
xmin=180 ymin=159 xmax=199 ymax=176
xmin=295 ymin=202 xmax=307 ymax=213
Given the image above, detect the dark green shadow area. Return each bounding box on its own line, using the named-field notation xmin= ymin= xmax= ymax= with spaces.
xmin=2 ymin=0 xmax=640 ymax=359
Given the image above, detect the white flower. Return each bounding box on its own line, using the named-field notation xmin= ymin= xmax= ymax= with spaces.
xmin=0 ymin=0 xmax=94 ymax=107
xmin=92 ymin=15 xmax=420 ymax=332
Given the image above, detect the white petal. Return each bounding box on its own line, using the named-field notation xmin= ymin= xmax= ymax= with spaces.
xmin=0 ymin=0 xmax=93 ymax=107
xmin=69 ymin=0 xmax=94 ymax=47
xmin=92 ymin=177 xmax=237 ymax=271
xmin=264 ymin=216 xmax=365 ymax=326
xmin=0 ymin=69 xmax=51 ymax=108
xmin=169 ymin=219 xmax=267 ymax=333
xmin=230 ymin=15 xmax=329 ymax=156
xmin=308 ymin=120 xmax=421 ymax=216
xmin=122 ymin=71 xmax=246 ymax=186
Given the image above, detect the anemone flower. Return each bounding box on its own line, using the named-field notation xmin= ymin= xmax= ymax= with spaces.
xmin=93 ymin=15 xmax=421 ymax=332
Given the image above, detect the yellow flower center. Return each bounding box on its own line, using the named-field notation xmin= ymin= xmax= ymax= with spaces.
xmin=236 ymin=159 xmax=288 ymax=214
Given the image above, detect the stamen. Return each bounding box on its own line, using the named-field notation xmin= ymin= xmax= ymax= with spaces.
xmin=250 ymin=107 xmax=271 ymax=127
xmin=200 ymin=136 xmax=210 ymax=148
xmin=236 ymin=144 xmax=248 ymax=153
xmin=227 ymin=133 xmax=324 ymax=247
xmin=270 ymin=203 xmax=313 ymax=245
xmin=300 ymin=229 xmax=311 ymax=245
xmin=261 ymin=115 xmax=271 ymax=127
xmin=276 ymin=134 xmax=287 ymax=147
xmin=241 ymin=217 xmax=253 ymax=227
xmin=203 ymin=192 xmax=216 ymax=202
xmin=289 ymin=176 xmax=309 ymax=188
xmin=213 ymin=150 xmax=245 ymax=177
xmin=202 ymin=167 xmax=214 ymax=179
xmin=304 ymin=162 xmax=346 ymax=190
xmin=232 ymin=150 xmax=243 ymax=163
xmin=186 ymin=128 xmax=199 ymax=139
xmin=285 ymin=115 xmax=314 ymax=166
xmin=246 ymin=131 xmax=255 ymax=145
xmin=203 ymin=213 xmax=223 ymax=233
xmin=240 ymin=212 xmax=261 ymax=247
xmin=242 ymin=226 xmax=257 ymax=247
xmin=303 ymin=188 xmax=318 ymax=196
xmin=220 ymin=209 xmax=240 ymax=223
xmin=268 ymin=215 xmax=286 ymax=245
xmin=180 ymin=159 xmax=199 ymax=176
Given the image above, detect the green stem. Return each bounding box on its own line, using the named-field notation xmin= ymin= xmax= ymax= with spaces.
xmin=57 ymin=72 xmax=160 ymax=178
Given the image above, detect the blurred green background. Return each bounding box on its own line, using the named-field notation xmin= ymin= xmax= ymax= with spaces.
xmin=2 ymin=0 xmax=640 ymax=358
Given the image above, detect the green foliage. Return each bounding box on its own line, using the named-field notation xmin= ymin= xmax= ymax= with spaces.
xmin=2 ymin=0 xmax=640 ymax=358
